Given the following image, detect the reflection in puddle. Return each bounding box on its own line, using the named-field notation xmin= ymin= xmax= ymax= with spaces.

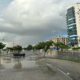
xmin=14 ymin=61 xmax=22 ymax=69
xmin=3 ymin=57 xmax=11 ymax=63
xmin=0 ymin=55 xmax=38 ymax=70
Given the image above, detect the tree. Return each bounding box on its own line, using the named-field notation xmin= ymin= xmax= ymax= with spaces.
xmin=0 ymin=42 xmax=5 ymax=65
xmin=0 ymin=42 xmax=5 ymax=50
xmin=0 ymin=42 xmax=5 ymax=54
xmin=26 ymin=45 xmax=33 ymax=51
xmin=34 ymin=42 xmax=45 ymax=50
xmin=43 ymin=41 xmax=53 ymax=52
xmin=53 ymin=42 xmax=69 ymax=52
xmin=6 ymin=47 xmax=14 ymax=52
xmin=34 ymin=40 xmax=53 ymax=57
xmin=13 ymin=45 xmax=22 ymax=53
xmin=72 ymin=47 xmax=80 ymax=50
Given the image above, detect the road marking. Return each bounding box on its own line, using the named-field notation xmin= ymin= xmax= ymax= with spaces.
xmin=46 ymin=63 xmax=73 ymax=80
xmin=57 ymin=68 xmax=73 ymax=80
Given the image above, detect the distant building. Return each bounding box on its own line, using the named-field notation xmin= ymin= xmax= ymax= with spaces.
xmin=66 ymin=3 xmax=80 ymax=46
xmin=51 ymin=37 xmax=68 ymax=45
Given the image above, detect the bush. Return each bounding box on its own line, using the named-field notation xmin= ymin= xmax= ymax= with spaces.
xmin=72 ymin=47 xmax=80 ymax=50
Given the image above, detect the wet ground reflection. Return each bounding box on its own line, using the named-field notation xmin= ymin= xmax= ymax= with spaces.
xmin=0 ymin=52 xmax=70 ymax=80
xmin=0 ymin=54 xmax=38 ymax=70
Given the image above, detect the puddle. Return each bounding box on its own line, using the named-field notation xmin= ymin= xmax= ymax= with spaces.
xmin=0 ymin=55 xmax=38 ymax=70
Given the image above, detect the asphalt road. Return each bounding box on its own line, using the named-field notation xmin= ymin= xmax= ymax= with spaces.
xmin=44 ymin=58 xmax=80 ymax=80
xmin=0 ymin=51 xmax=73 ymax=80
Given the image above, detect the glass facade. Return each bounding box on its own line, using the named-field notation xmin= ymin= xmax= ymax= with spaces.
xmin=66 ymin=7 xmax=78 ymax=46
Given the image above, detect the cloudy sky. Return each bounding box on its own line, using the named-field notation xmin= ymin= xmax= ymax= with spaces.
xmin=0 ymin=0 xmax=79 ymax=47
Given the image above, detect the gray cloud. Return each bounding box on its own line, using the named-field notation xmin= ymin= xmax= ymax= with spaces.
xmin=0 ymin=0 xmax=79 ymax=46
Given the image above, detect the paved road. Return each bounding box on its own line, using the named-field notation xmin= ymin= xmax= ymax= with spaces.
xmin=42 ymin=58 xmax=80 ymax=80
xmin=0 ymin=51 xmax=72 ymax=80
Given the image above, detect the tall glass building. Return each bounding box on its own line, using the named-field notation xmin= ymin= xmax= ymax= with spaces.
xmin=66 ymin=3 xmax=80 ymax=46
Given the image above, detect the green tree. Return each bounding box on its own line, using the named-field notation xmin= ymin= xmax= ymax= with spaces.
xmin=26 ymin=45 xmax=33 ymax=51
xmin=6 ymin=47 xmax=14 ymax=52
xmin=0 ymin=42 xmax=5 ymax=65
xmin=34 ymin=41 xmax=53 ymax=57
xmin=13 ymin=45 xmax=22 ymax=53
xmin=44 ymin=41 xmax=53 ymax=52
xmin=53 ymin=42 xmax=69 ymax=52
xmin=72 ymin=47 xmax=80 ymax=50
xmin=34 ymin=42 xmax=45 ymax=50
xmin=0 ymin=42 xmax=5 ymax=50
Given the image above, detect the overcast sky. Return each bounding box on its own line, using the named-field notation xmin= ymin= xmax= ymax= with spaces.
xmin=0 ymin=0 xmax=79 ymax=47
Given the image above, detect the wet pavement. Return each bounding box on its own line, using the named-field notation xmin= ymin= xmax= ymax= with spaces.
xmin=0 ymin=51 xmax=70 ymax=80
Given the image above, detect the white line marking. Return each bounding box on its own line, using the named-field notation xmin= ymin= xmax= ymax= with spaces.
xmin=46 ymin=63 xmax=73 ymax=80
xmin=57 ymin=68 xmax=73 ymax=80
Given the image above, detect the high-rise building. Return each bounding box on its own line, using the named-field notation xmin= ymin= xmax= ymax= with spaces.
xmin=66 ymin=3 xmax=80 ymax=46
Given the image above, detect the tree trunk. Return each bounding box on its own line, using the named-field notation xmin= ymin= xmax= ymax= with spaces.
xmin=43 ymin=51 xmax=46 ymax=58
